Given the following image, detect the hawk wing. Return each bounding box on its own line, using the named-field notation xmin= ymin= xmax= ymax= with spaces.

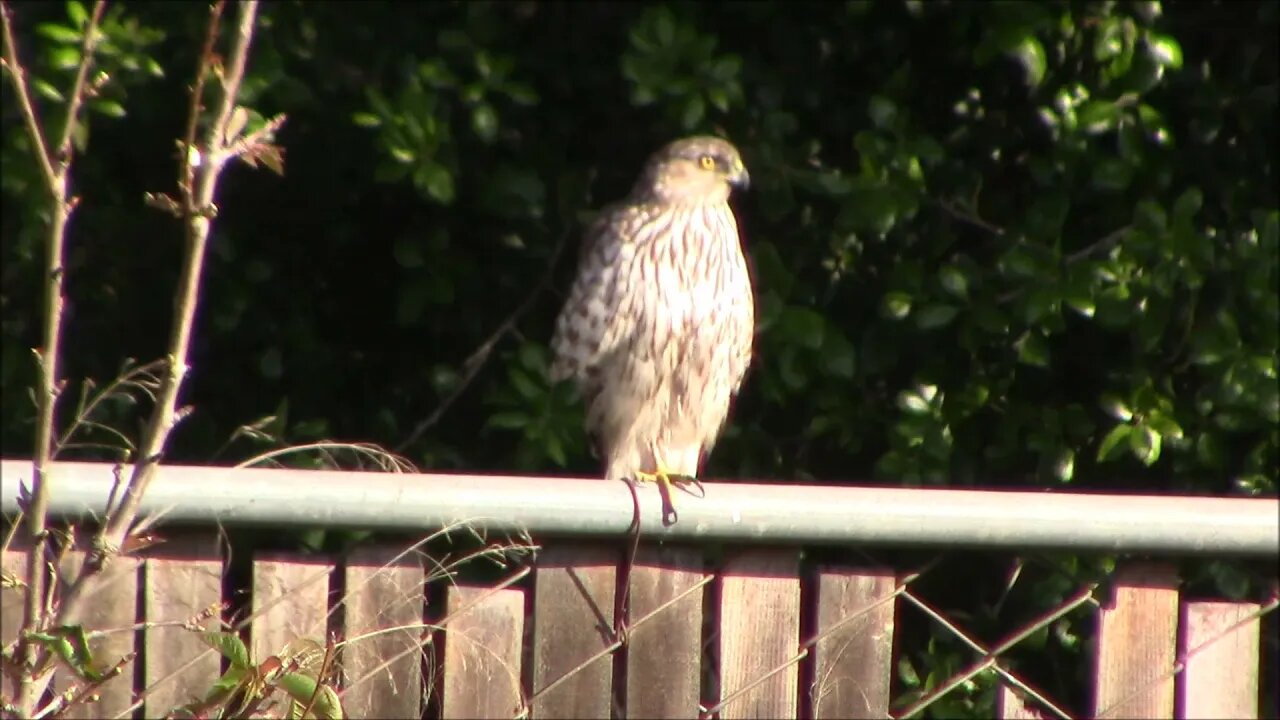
xmin=549 ymin=203 xmax=644 ymax=391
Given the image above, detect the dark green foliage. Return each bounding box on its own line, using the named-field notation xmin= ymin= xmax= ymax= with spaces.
xmin=2 ymin=1 xmax=1276 ymax=715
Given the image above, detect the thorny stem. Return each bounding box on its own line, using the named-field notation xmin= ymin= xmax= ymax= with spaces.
xmin=0 ymin=0 xmax=106 ymax=713
xmin=56 ymin=1 xmax=262 ymax=634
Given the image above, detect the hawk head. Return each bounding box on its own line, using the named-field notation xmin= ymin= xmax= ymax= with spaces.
xmin=633 ymin=136 xmax=750 ymax=205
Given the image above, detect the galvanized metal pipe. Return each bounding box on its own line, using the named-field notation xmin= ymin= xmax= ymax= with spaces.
xmin=0 ymin=460 xmax=1275 ymax=555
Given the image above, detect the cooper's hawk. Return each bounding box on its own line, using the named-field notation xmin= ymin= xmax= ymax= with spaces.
xmin=551 ymin=136 xmax=754 ymax=506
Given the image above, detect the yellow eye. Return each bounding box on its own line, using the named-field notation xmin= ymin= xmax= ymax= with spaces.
xmin=698 ymin=155 xmax=716 ymax=170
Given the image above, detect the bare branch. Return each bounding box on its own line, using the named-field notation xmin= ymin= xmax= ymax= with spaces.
xmin=0 ymin=1 xmax=107 ymax=713
xmin=396 ymin=230 xmax=569 ymax=452
xmin=55 ymin=1 xmax=267 ymax=638
xmin=178 ymin=0 xmax=225 ymax=205
xmin=932 ymin=196 xmax=1007 ymax=237
xmin=0 ymin=1 xmax=59 ymax=188
xmin=52 ymin=2 xmax=108 ymax=161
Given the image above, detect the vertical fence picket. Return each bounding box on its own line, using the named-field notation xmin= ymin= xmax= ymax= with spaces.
xmin=717 ymin=548 xmax=801 ymax=719
xmin=141 ymin=533 xmax=222 ymax=717
xmin=251 ymin=554 xmax=334 ymax=664
xmin=1093 ymin=562 xmax=1179 ymax=719
xmin=340 ymin=545 xmax=425 ymax=719
xmin=442 ymin=585 xmax=526 ymax=719
xmin=996 ymin=686 xmax=1054 ymax=719
xmin=1180 ymin=599 xmax=1262 ymax=719
xmin=531 ymin=543 xmax=617 ymax=719
xmin=624 ymin=544 xmax=705 ymax=718
xmin=810 ymin=566 xmax=895 ymax=719
xmin=57 ymin=548 xmax=141 ymax=719
xmin=0 ymin=542 xmax=28 ymax=651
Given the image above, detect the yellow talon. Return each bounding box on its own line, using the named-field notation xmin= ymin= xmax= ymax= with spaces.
xmin=633 ymin=466 xmax=697 ymax=526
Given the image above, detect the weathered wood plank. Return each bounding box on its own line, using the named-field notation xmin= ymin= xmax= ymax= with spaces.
xmin=625 ymin=544 xmax=704 ymax=718
xmin=341 ymin=545 xmax=425 ymax=719
xmin=1093 ymin=562 xmax=1179 ymax=719
xmin=56 ymin=547 xmax=142 ymax=719
xmin=531 ymin=544 xmax=617 ymax=719
xmin=142 ymin=534 xmax=223 ymax=718
xmin=0 ymin=541 xmax=29 ymax=651
xmin=250 ymin=553 xmax=334 ymax=664
xmin=810 ymin=566 xmax=894 ymax=719
xmin=442 ymin=585 xmax=525 ymax=719
xmin=996 ymin=685 xmax=1053 ymax=719
xmin=718 ymin=548 xmax=801 ymax=719
xmin=1180 ymin=600 xmax=1261 ymax=719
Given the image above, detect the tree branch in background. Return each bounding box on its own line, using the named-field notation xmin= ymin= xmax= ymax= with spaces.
xmin=0 ymin=0 xmax=106 ymax=711
xmin=396 ymin=230 xmax=568 ymax=452
xmin=931 ymin=195 xmax=1132 ymax=304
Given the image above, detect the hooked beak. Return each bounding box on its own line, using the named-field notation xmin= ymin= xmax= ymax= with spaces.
xmin=728 ymin=160 xmax=750 ymax=190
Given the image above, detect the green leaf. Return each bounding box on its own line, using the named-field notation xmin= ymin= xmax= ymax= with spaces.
xmin=65 ymin=1 xmax=88 ymax=28
xmin=681 ymin=94 xmax=706 ymax=130
xmin=507 ymin=366 xmax=542 ymax=401
xmin=36 ymin=22 xmax=82 ymax=44
xmin=1096 ymin=423 xmax=1131 ymax=462
xmin=351 ymin=112 xmax=381 ymax=128
xmin=1077 ymin=100 xmax=1121 ymax=135
xmin=778 ymin=347 xmax=807 ymax=391
xmin=1146 ymin=411 xmax=1184 ymax=441
xmin=1015 ymin=331 xmax=1050 ymax=367
xmin=868 ymin=95 xmax=897 ymax=129
xmin=1010 ymin=36 xmax=1047 ymax=87
xmin=92 ymin=99 xmax=126 ymax=118
xmin=1133 ymin=200 xmax=1167 ymax=234
xmin=279 ymin=673 xmax=344 ymax=719
xmin=915 ymin=303 xmax=959 ymax=330
xmin=823 ymin=333 xmax=857 ymax=379
xmin=653 ymin=6 xmax=676 ymax=46
xmin=396 ymin=284 xmax=429 ymax=326
xmin=1050 ymin=447 xmax=1075 ymax=483
xmin=418 ymin=162 xmax=455 ymax=203
xmin=204 ymin=666 xmax=248 ymax=704
xmin=544 ymin=432 xmax=568 ymax=467
xmin=486 ymin=412 xmax=528 ymax=431
xmin=259 ymin=347 xmax=283 ymax=380
xmin=31 ymin=625 xmax=102 ymax=681
xmin=1129 ymin=423 xmax=1161 ymax=465
xmin=897 ymin=388 xmax=933 ymax=415
xmin=1147 ymin=34 xmax=1183 ymax=69
xmin=471 ymin=103 xmax=498 ymax=142
xmin=203 ymin=631 xmax=252 ymax=670
xmin=1091 ymin=157 xmax=1133 ymax=191
xmin=938 ymin=266 xmax=969 ymax=299
xmin=881 ymin=292 xmax=912 ymax=321
xmin=48 ymin=46 xmax=81 ymax=70
xmin=33 ymin=78 xmax=65 ymax=102
xmin=777 ymin=306 xmax=825 ymax=350
xmin=393 ymin=236 xmax=425 ymax=268
xmin=1172 ymin=187 xmax=1203 ymax=225
xmin=1099 ymin=394 xmax=1132 ymax=422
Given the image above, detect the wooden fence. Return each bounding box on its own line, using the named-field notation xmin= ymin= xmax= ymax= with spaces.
xmin=0 ymin=534 xmax=1270 ymax=719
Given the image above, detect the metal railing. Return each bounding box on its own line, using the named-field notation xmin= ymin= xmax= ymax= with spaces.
xmin=1 ymin=460 xmax=1275 ymax=555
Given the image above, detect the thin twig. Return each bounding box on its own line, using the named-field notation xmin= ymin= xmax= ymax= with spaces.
xmin=0 ymin=3 xmax=58 ymax=188
xmin=178 ymin=0 xmax=225 ymax=205
xmin=396 ymin=230 xmax=569 ymax=452
xmin=56 ymin=0 xmax=263 ymax=635
xmin=932 ymin=197 xmax=1006 ymax=237
xmin=0 ymin=1 xmax=107 ymax=713
xmin=1062 ymin=224 xmax=1131 ymax=265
